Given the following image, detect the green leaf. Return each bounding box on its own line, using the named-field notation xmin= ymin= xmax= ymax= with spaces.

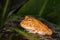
xmin=7 ymin=0 xmax=27 ymax=18
xmin=17 ymin=0 xmax=48 ymax=16
xmin=5 ymin=27 xmax=41 ymax=40
xmin=8 ymin=33 xmax=15 ymax=40
xmin=38 ymin=0 xmax=48 ymax=16
xmin=0 ymin=0 xmax=10 ymax=27
xmin=41 ymin=0 xmax=60 ymax=25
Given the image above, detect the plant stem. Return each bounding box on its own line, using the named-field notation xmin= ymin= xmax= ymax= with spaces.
xmin=39 ymin=0 xmax=48 ymax=17
xmin=1 ymin=0 xmax=10 ymax=27
xmin=6 ymin=27 xmax=41 ymax=40
xmin=8 ymin=33 xmax=15 ymax=40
